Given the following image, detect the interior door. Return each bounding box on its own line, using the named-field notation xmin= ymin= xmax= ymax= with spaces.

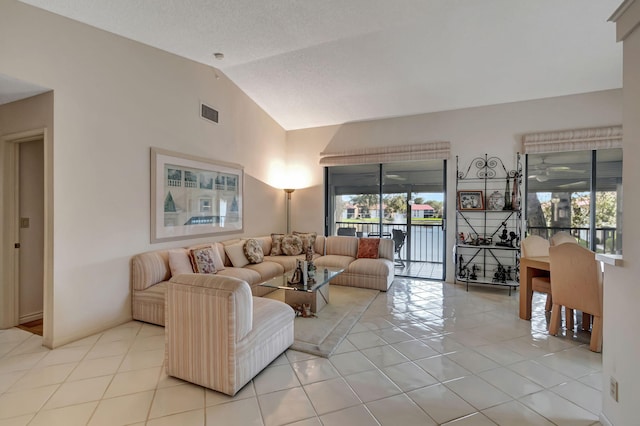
xmin=18 ymin=138 xmax=44 ymax=324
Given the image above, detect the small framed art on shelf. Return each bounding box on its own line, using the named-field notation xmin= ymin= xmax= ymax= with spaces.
xmin=457 ymin=190 xmax=484 ymax=211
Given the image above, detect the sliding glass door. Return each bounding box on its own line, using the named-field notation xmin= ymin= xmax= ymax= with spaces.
xmin=326 ymin=160 xmax=446 ymax=280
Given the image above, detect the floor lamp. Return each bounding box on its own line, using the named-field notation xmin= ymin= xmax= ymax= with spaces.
xmin=284 ymin=188 xmax=295 ymax=234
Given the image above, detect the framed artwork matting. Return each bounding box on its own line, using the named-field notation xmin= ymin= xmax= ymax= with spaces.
xmin=151 ymin=147 xmax=243 ymax=243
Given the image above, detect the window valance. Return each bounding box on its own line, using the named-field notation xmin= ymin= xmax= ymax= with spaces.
xmin=319 ymin=141 xmax=450 ymax=166
xmin=522 ymin=126 xmax=622 ymax=154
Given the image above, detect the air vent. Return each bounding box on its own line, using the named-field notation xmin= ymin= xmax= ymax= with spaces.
xmin=200 ymin=103 xmax=219 ymax=123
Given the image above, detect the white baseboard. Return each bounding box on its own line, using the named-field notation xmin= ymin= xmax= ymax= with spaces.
xmin=19 ymin=311 xmax=43 ymax=324
xmin=600 ymin=412 xmax=613 ymax=426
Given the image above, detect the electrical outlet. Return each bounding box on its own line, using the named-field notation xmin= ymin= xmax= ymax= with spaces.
xmin=610 ymin=377 xmax=619 ymax=402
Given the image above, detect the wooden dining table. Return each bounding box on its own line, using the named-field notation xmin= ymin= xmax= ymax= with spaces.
xmin=519 ymin=256 xmax=550 ymax=320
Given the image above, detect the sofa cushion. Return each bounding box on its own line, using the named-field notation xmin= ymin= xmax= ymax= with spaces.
xmin=293 ymin=231 xmax=317 ymax=251
xmin=325 ymin=236 xmax=358 ymax=257
xmin=209 ymin=243 xmax=227 ymax=271
xmin=216 ymin=267 xmax=262 ymax=285
xmin=243 ymin=239 xmax=264 ymax=264
xmin=244 ymin=261 xmax=284 ymax=281
xmin=314 ymin=254 xmax=355 ymax=270
xmin=281 ymin=234 xmax=303 ymax=256
xmin=131 ymin=251 xmax=171 ymax=291
xmin=357 ymin=238 xmax=380 ymax=259
xmin=347 ymin=257 xmax=394 ymax=277
xmin=185 ymin=243 xmax=226 ymax=271
xmin=270 ymin=233 xmax=285 ymax=255
xmin=189 ymin=246 xmax=220 ymax=274
xmin=225 ymin=242 xmax=250 ymax=268
xmin=168 ymin=249 xmax=194 ymax=276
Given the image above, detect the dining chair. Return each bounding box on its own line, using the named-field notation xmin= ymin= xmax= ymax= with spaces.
xmin=337 ymin=227 xmax=356 ymax=236
xmin=521 ymin=235 xmax=552 ymax=312
xmin=391 ymin=229 xmax=406 ymax=267
xmin=550 ymin=231 xmax=578 ymax=246
xmin=550 ymin=231 xmax=591 ymax=330
xmin=548 ymin=242 xmax=603 ymax=352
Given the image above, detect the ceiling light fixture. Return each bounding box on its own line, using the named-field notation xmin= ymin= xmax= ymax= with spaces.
xmin=213 ymin=52 xmax=224 ymax=60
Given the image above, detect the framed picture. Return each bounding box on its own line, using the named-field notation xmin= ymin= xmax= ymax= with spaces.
xmin=151 ymin=147 xmax=243 ymax=243
xmin=457 ymin=190 xmax=484 ymax=211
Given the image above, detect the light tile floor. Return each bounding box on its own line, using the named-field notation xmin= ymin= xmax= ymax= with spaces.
xmin=0 ymin=278 xmax=602 ymax=425
xmin=395 ymin=261 xmax=444 ymax=280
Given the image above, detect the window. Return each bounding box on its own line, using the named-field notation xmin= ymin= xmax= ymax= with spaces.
xmin=525 ymin=148 xmax=622 ymax=254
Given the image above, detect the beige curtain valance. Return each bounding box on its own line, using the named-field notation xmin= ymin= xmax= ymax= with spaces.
xmin=522 ymin=126 xmax=622 ymax=154
xmin=319 ymin=141 xmax=450 ymax=166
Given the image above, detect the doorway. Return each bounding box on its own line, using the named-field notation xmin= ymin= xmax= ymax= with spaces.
xmin=2 ymin=132 xmax=46 ymax=336
xmin=325 ymin=160 xmax=446 ymax=280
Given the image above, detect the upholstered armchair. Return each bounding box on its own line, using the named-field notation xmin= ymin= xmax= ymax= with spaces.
xmin=165 ymin=274 xmax=295 ymax=395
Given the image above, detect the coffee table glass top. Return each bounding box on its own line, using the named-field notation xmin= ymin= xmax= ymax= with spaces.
xmin=259 ymin=266 xmax=343 ymax=293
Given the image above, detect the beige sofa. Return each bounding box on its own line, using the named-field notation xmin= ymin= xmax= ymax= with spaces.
xmin=131 ymin=234 xmax=394 ymax=326
xmin=165 ymin=273 xmax=294 ymax=396
xmin=315 ymin=236 xmax=395 ymax=291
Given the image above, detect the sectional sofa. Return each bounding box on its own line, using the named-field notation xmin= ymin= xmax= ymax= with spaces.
xmin=130 ymin=234 xmax=395 ymax=326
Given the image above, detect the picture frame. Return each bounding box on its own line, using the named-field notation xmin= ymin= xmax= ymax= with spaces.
xmin=151 ymin=147 xmax=243 ymax=243
xmin=457 ymin=190 xmax=484 ymax=211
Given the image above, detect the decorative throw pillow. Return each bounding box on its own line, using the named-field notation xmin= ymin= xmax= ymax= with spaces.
xmin=293 ymin=231 xmax=317 ymax=252
xmin=357 ymin=238 xmax=380 ymax=259
xmin=243 ymin=239 xmax=264 ymax=264
xmin=281 ymin=234 xmax=303 ymax=256
xmin=271 ymin=233 xmax=285 ymax=255
xmin=188 ymin=244 xmax=225 ymax=271
xmin=189 ymin=247 xmax=218 ymax=274
xmin=168 ymin=249 xmax=194 ymax=276
xmin=224 ymin=242 xmax=250 ymax=268
xmin=209 ymin=244 xmax=226 ymax=271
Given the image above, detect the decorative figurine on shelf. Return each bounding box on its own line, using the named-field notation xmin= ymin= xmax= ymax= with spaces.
xmin=469 ymin=264 xmax=479 ymax=280
xmin=495 ymin=222 xmax=511 ymax=247
xmin=508 ymin=231 xmax=519 ymax=248
xmin=479 ymin=236 xmax=492 ymax=246
xmin=493 ymin=264 xmax=507 ymax=283
xmin=288 ymin=260 xmax=305 ymax=285
xmin=503 ymin=178 xmax=512 ymax=210
xmin=511 ymin=173 xmax=520 ymax=210
xmin=506 ymin=266 xmax=513 ymax=282
xmin=458 ymin=255 xmax=466 ymax=278
xmin=459 ymin=232 xmax=466 ymax=244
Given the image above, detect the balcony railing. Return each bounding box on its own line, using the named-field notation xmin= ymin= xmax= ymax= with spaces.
xmin=527 ymin=226 xmax=620 ymax=254
xmin=335 ymin=221 xmax=444 ymax=263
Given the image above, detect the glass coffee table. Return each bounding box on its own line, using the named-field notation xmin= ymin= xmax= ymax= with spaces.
xmin=259 ymin=266 xmax=344 ymax=313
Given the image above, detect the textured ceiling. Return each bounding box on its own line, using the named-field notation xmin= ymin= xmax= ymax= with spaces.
xmin=15 ymin=0 xmax=623 ymax=130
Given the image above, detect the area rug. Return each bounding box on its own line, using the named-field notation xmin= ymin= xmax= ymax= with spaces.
xmin=264 ymin=285 xmax=379 ymax=357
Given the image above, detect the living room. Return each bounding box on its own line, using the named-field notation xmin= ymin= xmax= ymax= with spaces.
xmin=1 ymin=0 xmax=639 ymax=425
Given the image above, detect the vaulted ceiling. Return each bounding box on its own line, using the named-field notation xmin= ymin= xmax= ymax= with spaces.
xmin=12 ymin=0 xmax=623 ymax=130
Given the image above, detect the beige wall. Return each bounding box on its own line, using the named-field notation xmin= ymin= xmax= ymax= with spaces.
xmin=287 ymin=89 xmax=622 ymax=281
xmin=0 ymin=1 xmax=287 ymax=346
xmin=602 ymin=2 xmax=640 ymax=424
